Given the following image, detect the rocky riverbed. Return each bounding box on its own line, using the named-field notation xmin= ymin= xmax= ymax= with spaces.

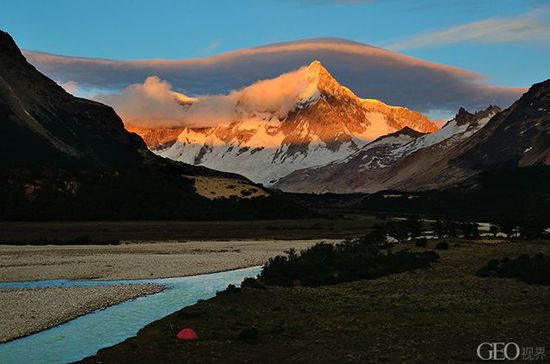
xmin=0 ymin=284 xmax=163 ymax=342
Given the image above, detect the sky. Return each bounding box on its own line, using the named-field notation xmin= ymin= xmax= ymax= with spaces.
xmin=1 ymin=0 xmax=549 ymax=121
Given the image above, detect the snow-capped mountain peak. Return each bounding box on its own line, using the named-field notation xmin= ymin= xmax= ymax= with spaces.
xmin=130 ymin=61 xmax=439 ymax=185
xmin=299 ymin=60 xmax=356 ymax=101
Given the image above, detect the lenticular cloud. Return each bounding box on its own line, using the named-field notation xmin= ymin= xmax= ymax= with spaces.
xmin=25 ymin=38 xmax=525 ymax=117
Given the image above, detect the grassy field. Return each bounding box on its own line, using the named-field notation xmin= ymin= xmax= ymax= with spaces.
xmin=82 ymin=239 xmax=550 ymax=363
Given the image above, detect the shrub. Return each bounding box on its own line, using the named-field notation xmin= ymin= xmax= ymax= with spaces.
xmin=216 ymin=284 xmax=241 ymax=296
xmin=386 ymin=220 xmax=411 ymax=244
xmin=477 ymin=253 xmax=550 ymax=285
xmin=435 ymin=241 xmax=449 ymax=250
xmin=434 ymin=220 xmax=446 ymax=239
xmin=241 ymin=277 xmax=266 ymax=289
xmin=518 ymin=220 xmax=547 ymax=240
xmin=415 ymin=238 xmax=428 ymax=247
xmin=489 ymin=224 xmax=500 ymax=238
xmin=490 ymin=216 xmax=549 ymax=240
xmin=497 ymin=219 xmax=519 ymax=238
xmin=460 ymin=222 xmax=480 ymax=239
xmin=258 ymin=237 xmax=439 ymax=287
xmin=407 ymin=217 xmax=423 ymax=239
xmin=443 ymin=220 xmax=460 ymax=238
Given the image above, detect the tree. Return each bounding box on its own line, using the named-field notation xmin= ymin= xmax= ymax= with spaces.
xmin=489 ymin=224 xmax=500 ymax=238
xmin=386 ymin=220 xmax=410 ymax=244
xmin=498 ymin=219 xmax=519 ymax=239
xmin=407 ymin=217 xmax=423 ymax=240
xmin=361 ymin=225 xmax=388 ymax=250
xmin=444 ymin=219 xmax=459 ymax=238
xmin=434 ymin=220 xmax=446 ymax=239
xmin=461 ymin=221 xmax=480 ymax=239
xmin=518 ymin=218 xmax=546 ymax=240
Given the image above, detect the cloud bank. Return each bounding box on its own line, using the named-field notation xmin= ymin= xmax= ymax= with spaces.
xmin=94 ymin=76 xmax=197 ymax=128
xmin=23 ymin=38 xmax=525 ymax=117
xmin=100 ymin=65 xmax=318 ymax=128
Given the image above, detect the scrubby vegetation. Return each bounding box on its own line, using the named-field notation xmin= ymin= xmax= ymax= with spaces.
xmin=415 ymin=238 xmax=428 ymax=247
xmin=255 ymin=232 xmax=438 ymax=287
xmin=477 ymin=253 xmax=550 ymax=285
xmin=86 ymin=239 xmax=550 ymax=364
xmin=488 ymin=217 xmax=549 ymax=240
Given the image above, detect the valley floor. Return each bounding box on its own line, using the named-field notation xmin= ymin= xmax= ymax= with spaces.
xmin=82 ymin=239 xmax=550 ymax=363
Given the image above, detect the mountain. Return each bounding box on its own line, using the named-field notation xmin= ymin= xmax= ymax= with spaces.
xmin=276 ymin=80 xmax=549 ymax=194
xmin=125 ymin=125 xmax=185 ymax=150
xmin=133 ymin=61 xmax=437 ymax=185
xmin=456 ymin=80 xmax=550 ymax=169
xmin=387 ymin=80 xmax=549 ymax=192
xmin=0 ymin=30 xmax=301 ymax=220
xmin=274 ymin=105 xmax=501 ymax=193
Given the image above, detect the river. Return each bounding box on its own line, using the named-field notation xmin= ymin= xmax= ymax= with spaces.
xmin=0 ymin=266 xmax=261 ymax=364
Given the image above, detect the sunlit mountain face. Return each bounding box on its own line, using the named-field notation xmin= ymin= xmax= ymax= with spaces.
xmin=126 ymin=61 xmax=438 ymax=185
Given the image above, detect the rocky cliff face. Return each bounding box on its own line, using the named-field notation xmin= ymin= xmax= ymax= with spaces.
xmin=455 ymin=80 xmax=550 ymax=170
xmin=0 ymin=31 xmax=147 ymax=169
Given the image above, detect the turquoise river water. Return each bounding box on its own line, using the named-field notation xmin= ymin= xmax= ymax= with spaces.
xmin=0 ymin=266 xmax=261 ymax=364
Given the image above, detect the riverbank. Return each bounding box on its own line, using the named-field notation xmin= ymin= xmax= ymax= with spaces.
xmin=0 ymin=239 xmax=326 ymax=345
xmin=82 ymin=239 xmax=550 ymax=363
xmin=0 ymin=284 xmax=163 ymax=343
xmin=0 ymin=240 xmax=327 ymax=282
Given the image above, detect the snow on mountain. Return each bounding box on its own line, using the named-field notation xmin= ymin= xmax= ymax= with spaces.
xmin=274 ymin=105 xmax=500 ymax=193
xmin=382 ymin=105 xmax=500 ymax=166
xmin=135 ymin=61 xmax=437 ymax=184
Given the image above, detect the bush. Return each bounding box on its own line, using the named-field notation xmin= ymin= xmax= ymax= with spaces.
xmin=477 ymin=253 xmax=550 ymax=285
xmin=435 ymin=241 xmax=449 ymax=250
xmin=258 ymin=237 xmax=439 ymax=287
xmin=518 ymin=220 xmax=547 ymax=240
xmin=489 ymin=224 xmax=500 ymax=238
xmin=460 ymin=222 xmax=480 ymax=239
xmin=415 ymin=238 xmax=428 ymax=247
xmin=386 ymin=220 xmax=411 ymax=243
xmin=407 ymin=217 xmax=423 ymax=239
xmin=240 ymin=277 xmax=266 ymax=289
xmin=216 ymin=284 xmax=241 ymax=296
xmin=434 ymin=220 xmax=446 ymax=239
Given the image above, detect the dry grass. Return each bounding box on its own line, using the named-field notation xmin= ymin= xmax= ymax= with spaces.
xmin=188 ymin=176 xmax=269 ymax=200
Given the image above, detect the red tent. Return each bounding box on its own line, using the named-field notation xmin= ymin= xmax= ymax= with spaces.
xmin=176 ymin=328 xmax=199 ymax=340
